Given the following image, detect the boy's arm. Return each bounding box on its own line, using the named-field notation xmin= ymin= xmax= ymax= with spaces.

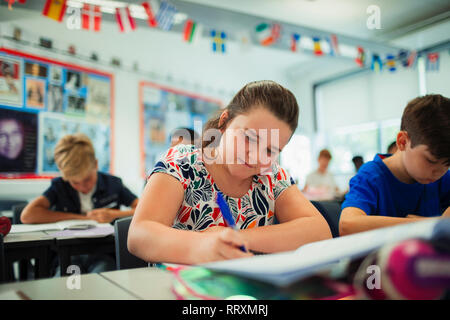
xmin=339 ymin=207 xmax=429 ymax=236
xmin=21 ymin=196 xmax=89 ymax=224
xmin=86 ymin=198 xmax=139 ymax=223
xmin=442 ymin=206 xmax=450 ymax=217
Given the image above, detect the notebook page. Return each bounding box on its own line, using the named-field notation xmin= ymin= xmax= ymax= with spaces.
xmin=201 ymin=218 xmax=440 ymax=284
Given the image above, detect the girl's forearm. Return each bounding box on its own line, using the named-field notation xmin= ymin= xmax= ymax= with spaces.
xmin=128 ymin=220 xmax=203 ymax=265
xmin=241 ymin=216 xmax=332 ymax=253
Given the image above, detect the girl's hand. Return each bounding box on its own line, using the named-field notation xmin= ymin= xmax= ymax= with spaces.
xmin=193 ymin=228 xmax=252 ymax=264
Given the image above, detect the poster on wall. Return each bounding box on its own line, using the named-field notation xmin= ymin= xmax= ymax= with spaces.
xmin=0 ymin=48 xmax=113 ymax=179
xmin=140 ymin=82 xmax=222 ymax=178
xmin=0 ymin=108 xmax=38 ymax=173
xmin=25 ymin=61 xmax=48 ymax=78
xmin=47 ymin=84 xmax=64 ymax=112
xmin=40 ymin=113 xmax=110 ymax=174
xmin=50 ymin=66 xmax=63 ymax=84
xmin=25 ymin=78 xmax=46 ymax=109
xmin=0 ymin=56 xmax=22 ymax=106
xmin=86 ymin=75 xmax=110 ymax=119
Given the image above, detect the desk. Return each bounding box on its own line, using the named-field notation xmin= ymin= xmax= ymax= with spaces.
xmin=1 ymin=210 xmax=13 ymax=219
xmin=0 ymin=273 xmax=137 ymax=299
xmin=100 ymin=267 xmax=176 ymax=300
xmin=3 ymin=232 xmax=54 ymax=281
xmin=50 ymin=234 xmax=115 ymax=276
xmin=2 ymin=231 xmax=116 ymax=281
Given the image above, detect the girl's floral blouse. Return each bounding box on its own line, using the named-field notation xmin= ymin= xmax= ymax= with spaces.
xmin=150 ymin=144 xmax=295 ymax=231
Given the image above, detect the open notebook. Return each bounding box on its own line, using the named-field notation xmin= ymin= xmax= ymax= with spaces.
xmin=201 ymin=218 xmax=450 ymax=287
xmin=10 ymin=219 xmax=111 ymax=234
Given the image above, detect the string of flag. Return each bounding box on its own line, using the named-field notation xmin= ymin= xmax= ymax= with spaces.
xmin=4 ymin=0 xmax=443 ymax=73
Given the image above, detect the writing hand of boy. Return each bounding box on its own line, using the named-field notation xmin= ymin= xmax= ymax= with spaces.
xmin=86 ymin=208 xmax=114 ymax=223
xmin=406 ymin=214 xmax=438 ymax=220
xmin=406 ymin=214 xmax=424 ymax=219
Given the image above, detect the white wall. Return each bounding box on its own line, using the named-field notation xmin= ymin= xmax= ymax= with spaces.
xmin=318 ymin=66 xmax=420 ymax=130
xmin=0 ymin=8 xmax=306 ymax=201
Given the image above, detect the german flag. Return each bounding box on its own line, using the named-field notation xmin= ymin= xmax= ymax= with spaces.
xmin=42 ymin=0 xmax=67 ymax=22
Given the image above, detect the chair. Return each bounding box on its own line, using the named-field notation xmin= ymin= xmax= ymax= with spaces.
xmin=114 ymin=217 xmax=147 ymax=270
xmin=0 ymin=234 xmax=5 ymax=283
xmin=311 ymin=200 xmax=342 ymax=238
xmin=11 ymin=203 xmax=34 ymax=281
xmin=12 ymin=203 xmax=27 ymax=225
xmin=0 ymin=200 xmax=28 ymax=212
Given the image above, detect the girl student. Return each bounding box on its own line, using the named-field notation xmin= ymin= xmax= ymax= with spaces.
xmin=128 ymin=80 xmax=332 ymax=264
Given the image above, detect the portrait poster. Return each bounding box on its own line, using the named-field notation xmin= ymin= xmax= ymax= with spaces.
xmin=25 ymin=77 xmax=46 ymax=109
xmin=0 ymin=107 xmax=38 ymax=174
xmin=0 ymin=56 xmax=22 ymax=106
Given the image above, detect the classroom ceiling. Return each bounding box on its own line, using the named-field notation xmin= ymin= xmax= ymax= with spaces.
xmin=3 ymin=0 xmax=449 ymax=44
xmin=1 ymin=0 xmax=449 ymax=87
xmin=182 ymin=0 xmax=450 ymax=41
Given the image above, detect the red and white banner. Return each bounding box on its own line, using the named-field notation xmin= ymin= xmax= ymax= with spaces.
xmin=115 ymin=6 xmax=136 ymax=32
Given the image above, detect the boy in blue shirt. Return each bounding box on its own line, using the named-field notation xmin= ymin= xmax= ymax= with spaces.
xmin=340 ymin=94 xmax=450 ymax=236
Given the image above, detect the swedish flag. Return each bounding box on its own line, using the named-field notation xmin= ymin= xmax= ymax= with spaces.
xmin=211 ymin=30 xmax=227 ymax=53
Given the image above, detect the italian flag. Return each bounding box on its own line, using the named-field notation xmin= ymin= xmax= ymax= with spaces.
xmin=42 ymin=0 xmax=67 ymax=22
xmin=256 ymin=23 xmax=280 ymax=46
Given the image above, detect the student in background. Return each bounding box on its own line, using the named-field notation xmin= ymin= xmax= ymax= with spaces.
xmin=129 ymin=80 xmax=331 ymax=265
xmin=352 ymin=155 xmax=364 ymax=173
xmin=169 ymin=127 xmax=199 ymax=147
xmin=387 ymin=141 xmax=398 ymax=154
xmin=302 ymin=149 xmax=340 ymax=200
xmin=21 ymin=133 xmax=139 ymax=275
xmin=21 ymin=133 xmax=139 ymax=224
xmin=340 ymin=94 xmax=450 ymax=236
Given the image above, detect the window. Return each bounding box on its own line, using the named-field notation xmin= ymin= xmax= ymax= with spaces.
xmin=280 ymin=134 xmax=311 ymax=189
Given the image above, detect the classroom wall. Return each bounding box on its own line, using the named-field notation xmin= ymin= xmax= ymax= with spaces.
xmin=287 ymin=45 xmax=449 ymax=190
xmin=0 ymin=8 xmax=303 ymax=201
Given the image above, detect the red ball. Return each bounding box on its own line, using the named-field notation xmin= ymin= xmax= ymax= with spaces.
xmin=0 ymin=216 xmax=12 ymax=236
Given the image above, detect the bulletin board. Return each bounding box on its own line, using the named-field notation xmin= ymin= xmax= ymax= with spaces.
xmin=0 ymin=47 xmax=114 ymax=179
xmin=139 ymin=81 xmax=222 ymax=178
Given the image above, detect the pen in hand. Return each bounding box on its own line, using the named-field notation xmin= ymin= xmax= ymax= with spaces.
xmin=215 ymin=192 xmax=248 ymax=253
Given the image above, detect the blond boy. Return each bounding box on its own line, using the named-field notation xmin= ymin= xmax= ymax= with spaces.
xmin=22 ymin=133 xmax=138 ymax=224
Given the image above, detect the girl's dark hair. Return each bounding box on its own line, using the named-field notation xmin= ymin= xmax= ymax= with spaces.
xmin=400 ymin=94 xmax=450 ymax=165
xmin=202 ymin=80 xmax=299 ymax=148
